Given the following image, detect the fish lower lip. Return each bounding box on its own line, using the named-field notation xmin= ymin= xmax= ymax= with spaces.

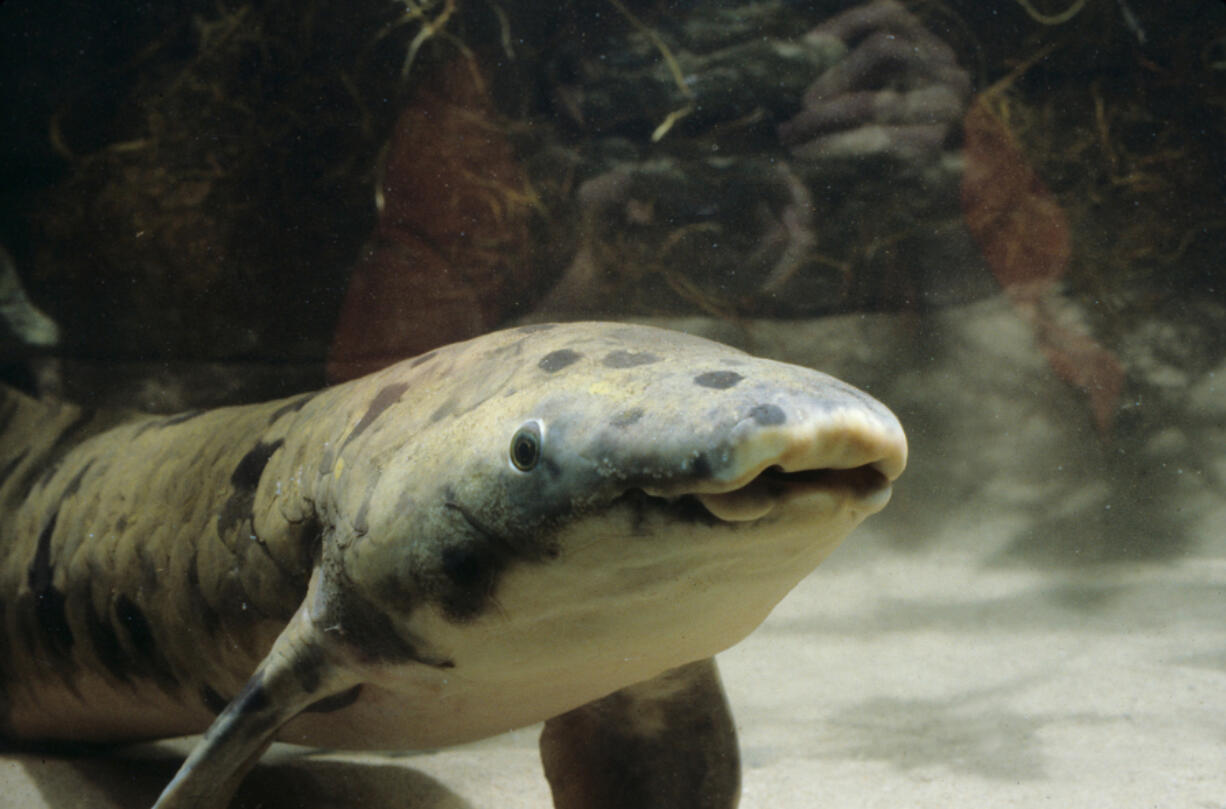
xmin=694 ymin=464 xmax=892 ymax=522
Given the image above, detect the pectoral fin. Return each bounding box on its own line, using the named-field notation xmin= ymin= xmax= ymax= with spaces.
xmin=540 ymin=657 xmax=740 ymax=809
xmin=152 ymin=604 xmax=358 ymax=809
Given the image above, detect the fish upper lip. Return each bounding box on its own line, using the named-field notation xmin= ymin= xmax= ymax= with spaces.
xmin=648 ymin=416 xmax=907 ymax=523
xmin=645 ymin=418 xmax=907 ymax=498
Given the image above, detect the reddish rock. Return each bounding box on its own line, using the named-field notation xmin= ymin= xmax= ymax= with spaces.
xmin=962 ymin=99 xmax=1123 ymax=436
xmin=327 ymin=57 xmax=536 ymax=382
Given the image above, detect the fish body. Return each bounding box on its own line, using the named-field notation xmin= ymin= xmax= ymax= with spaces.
xmin=0 ymin=322 xmax=906 ymax=808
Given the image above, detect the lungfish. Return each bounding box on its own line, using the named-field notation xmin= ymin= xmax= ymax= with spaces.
xmin=0 ymin=322 xmax=906 ymax=809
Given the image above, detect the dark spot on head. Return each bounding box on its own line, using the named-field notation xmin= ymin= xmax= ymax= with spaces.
xmin=342 ymin=383 xmax=409 ymax=450
xmin=116 ymin=515 xmax=128 ymax=532
xmin=539 ymin=349 xmax=582 ymax=373
xmin=268 ymin=393 xmax=315 ymax=425
xmin=748 ymin=403 xmax=786 ymax=426
xmin=694 ymin=371 xmax=743 ymax=390
xmin=489 ymin=336 xmax=527 ymax=360
xmin=611 ymin=408 xmax=644 ymax=428
xmin=304 ymin=684 xmax=364 ymax=714
xmin=602 ymin=350 xmax=659 ymax=369
xmin=436 ymin=506 xmax=521 ymax=622
xmin=410 ymin=350 xmax=437 ymax=368
xmin=438 ymin=544 xmax=504 ymax=622
xmin=441 ymin=547 xmax=488 ymax=590
xmin=218 ymin=439 xmax=285 ymax=537
xmin=27 ymin=511 xmax=74 ymax=661
xmin=201 ymin=684 xmax=230 ymax=715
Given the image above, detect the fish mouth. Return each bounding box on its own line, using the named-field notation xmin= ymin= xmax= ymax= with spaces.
xmin=688 ymin=463 xmax=894 ymax=522
xmin=642 ymin=418 xmax=906 ymax=524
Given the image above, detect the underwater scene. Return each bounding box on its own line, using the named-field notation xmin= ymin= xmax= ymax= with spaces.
xmin=1 ymin=0 xmax=1223 ymax=807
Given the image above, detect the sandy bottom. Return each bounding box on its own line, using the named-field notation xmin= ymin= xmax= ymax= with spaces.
xmin=4 ymin=299 xmax=1224 ymax=808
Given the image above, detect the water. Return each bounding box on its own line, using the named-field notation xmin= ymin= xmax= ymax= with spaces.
xmin=1 ymin=1 xmax=1223 ymax=806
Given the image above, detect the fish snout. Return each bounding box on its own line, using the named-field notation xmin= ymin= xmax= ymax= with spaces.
xmin=691 ymin=398 xmax=907 ymax=523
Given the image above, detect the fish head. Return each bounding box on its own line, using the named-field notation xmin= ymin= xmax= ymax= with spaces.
xmin=326 ymin=323 xmax=905 ymax=685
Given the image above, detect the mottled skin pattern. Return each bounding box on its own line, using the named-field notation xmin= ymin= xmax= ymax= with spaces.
xmin=0 ymin=322 xmax=906 ymax=809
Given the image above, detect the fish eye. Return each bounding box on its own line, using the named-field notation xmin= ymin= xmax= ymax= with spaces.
xmin=509 ymin=420 xmax=543 ymax=471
